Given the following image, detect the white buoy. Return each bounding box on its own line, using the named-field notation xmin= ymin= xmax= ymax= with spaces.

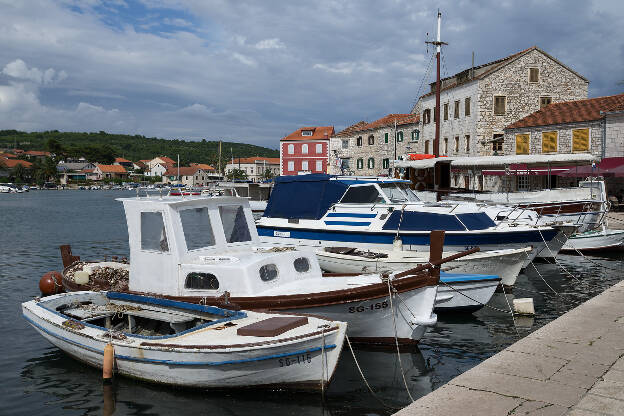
xmin=513 ymin=298 xmax=535 ymax=316
xmin=392 ymin=238 xmax=403 ymax=251
xmin=73 ymin=271 xmax=90 ymax=285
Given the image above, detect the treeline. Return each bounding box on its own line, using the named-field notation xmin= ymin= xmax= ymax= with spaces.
xmin=0 ymin=130 xmax=278 ymax=166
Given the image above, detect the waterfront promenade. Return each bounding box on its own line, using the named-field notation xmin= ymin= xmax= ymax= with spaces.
xmin=396 ymin=278 xmax=624 ymax=415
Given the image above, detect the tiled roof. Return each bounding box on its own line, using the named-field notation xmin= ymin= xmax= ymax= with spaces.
xmin=157 ymin=156 xmax=176 ymax=165
xmin=0 ymin=157 xmax=33 ymax=168
xmin=0 ymin=152 xmax=16 ymax=158
xmin=164 ymin=166 xmax=200 ymax=176
xmin=506 ymin=93 xmax=624 ymax=129
xmin=189 ymin=163 xmax=215 ymax=171
xmin=282 ymin=126 xmax=335 ymax=141
xmin=230 ymin=157 xmax=280 ymax=165
xmin=359 ymin=113 xmax=420 ymax=131
xmin=334 ymin=121 xmax=368 ymax=137
xmin=96 ymin=164 xmax=127 ymax=173
xmin=114 ymin=157 xmax=132 ymax=163
xmin=25 ymin=150 xmax=51 ymax=156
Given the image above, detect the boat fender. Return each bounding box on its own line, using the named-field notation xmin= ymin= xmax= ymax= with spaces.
xmin=39 ymin=271 xmax=64 ymax=296
xmin=73 ymin=270 xmax=90 ymax=285
xmin=103 ymin=343 xmax=114 ymax=383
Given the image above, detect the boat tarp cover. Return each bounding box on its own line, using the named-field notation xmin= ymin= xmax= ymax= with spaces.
xmin=263 ymin=174 xmax=349 ymax=220
xmin=381 ymin=211 xmax=495 ymax=231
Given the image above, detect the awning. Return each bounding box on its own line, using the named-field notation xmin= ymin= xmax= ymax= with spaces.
xmin=559 ymin=157 xmax=624 ymax=177
xmin=483 ymin=164 xmax=574 ymax=176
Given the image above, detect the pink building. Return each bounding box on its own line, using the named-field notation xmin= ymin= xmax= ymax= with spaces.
xmin=280 ymin=126 xmax=335 ymax=176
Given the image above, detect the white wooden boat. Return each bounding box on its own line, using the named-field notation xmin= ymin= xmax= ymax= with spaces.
xmin=23 ymin=291 xmax=347 ymax=389
xmin=435 ymin=272 xmax=500 ymax=312
xmin=315 ymin=245 xmax=530 ymax=287
xmin=560 ymin=227 xmax=624 ymax=253
xmin=59 ymin=196 xmax=466 ymax=345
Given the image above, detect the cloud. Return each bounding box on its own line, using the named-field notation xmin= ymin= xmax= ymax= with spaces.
xmin=2 ymin=59 xmax=67 ymax=85
xmin=231 ymin=52 xmax=257 ymax=67
xmin=254 ymin=38 xmax=284 ymax=50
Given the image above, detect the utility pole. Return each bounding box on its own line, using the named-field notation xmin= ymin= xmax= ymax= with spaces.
xmin=218 ymin=140 xmax=222 ymax=175
xmin=177 ymin=154 xmax=180 ymax=183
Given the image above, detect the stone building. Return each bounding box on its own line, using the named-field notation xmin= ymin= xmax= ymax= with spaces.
xmin=162 ymin=166 xmax=215 ymax=187
xmin=504 ymin=93 xmax=624 ymax=193
xmin=328 ymin=114 xmax=420 ymax=176
xmin=280 ymin=126 xmax=334 ymax=176
xmin=225 ymin=157 xmax=280 ymax=182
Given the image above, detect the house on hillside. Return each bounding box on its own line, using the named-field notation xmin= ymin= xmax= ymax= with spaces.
xmin=0 ymin=156 xmax=32 ymax=171
xmin=225 ymin=157 xmax=280 ymax=182
xmin=189 ymin=163 xmax=216 ymax=173
xmin=57 ymin=162 xmax=97 ymax=184
xmin=162 ymin=166 xmax=213 ymax=187
xmin=329 ymin=115 xmax=420 ymax=176
xmin=114 ymin=157 xmax=134 ymax=170
xmin=145 ymin=156 xmax=175 ymax=177
xmin=280 ymin=126 xmax=334 ymax=176
xmin=94 ymin=164 xmax=128 ymax=181
xmin=24 ymin=150 xmax=52 ymax=160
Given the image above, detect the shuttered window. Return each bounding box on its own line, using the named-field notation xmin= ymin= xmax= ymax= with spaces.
xmin=542 ymin=131 xmax=558 ymax=153
xmin=383 ymin=158 xmax=389 ymax=169
xmin=465 ymin=97 xmax=471 ymax=116
xmin=494 ymin=96 xmax=506 ymax=115
xmin=516 ymin=134 xmax=530 ymax=155
xmin=384 ymin=132 xmax=389 ymax=143
xmin=367 ymin=158 xmax=375 ymax=169
xmin=396 ymin=131 xmax=403 ymax=142
xmin=443 ymin=103 xmax=448 ymax=121
xmin=454 ymin=100 xmax=460 ymax=119
xmin=356 ymin=158 xmax=363 ymax=169
xmin=411 ymin=130 xmax=419 ymax=141
xmin=572 ymin=128 xmax=590 ymax=152
xmin=529 ymin=68 xmax=539 ymax=83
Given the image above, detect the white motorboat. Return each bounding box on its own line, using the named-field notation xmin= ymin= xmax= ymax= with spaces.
xmin=435 ymin=272 xmax=500 ymax=312
xmin=315 ymin=244 xmax=530 ymax=287
xmin=23 ymin=291 xmax=346 ymax=389
xmin=59 ymin=195 xmax=462 ymax=345
xmin=560 ymin=227 xmax=624 ymax=253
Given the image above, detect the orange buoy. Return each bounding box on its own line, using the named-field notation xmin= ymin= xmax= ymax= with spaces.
xmin=39 ymin=271 xmax=64 ymax=296
xmin=103 ymin=343 xmax=114 ymax=383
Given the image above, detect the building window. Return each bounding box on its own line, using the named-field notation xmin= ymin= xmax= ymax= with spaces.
xmin=516 ymin=133 xmax=530 ymax=155
xmin=443 ymin=103 xmax=449 ymax=121
xmin=302 ymin=144 xmax=308 ymax=154
xmin=572 ymin=128 xmax=590 ymax=152
xmin=302 ymin=160 xmax=308 ymax=171
xmin=411 ymin=130 xmax=419 ymax=141
xmin=423 ymin=109 xmax=431 ymax=124
xmin=517 ymin=175 xmax=530 ymax=191
xmin=494 ymin=96 xmax=506 ymax=115
xmin=384 ymin=133 xmax=389 ymax=143
xmin=542 ymin=131 xmax=558 ymax=153
xmin=316 ymin=143 xmax=323 ymax=153
xmin=540 ymin=96 xmax=552 ymax=109
xmin=396 ymin=131 xmax=403 ymax=142
xmin=316 ymin=160 xmax=323 ymax=171
xmin=356 ymin=158 xmax=363 ymax=169
xmin=465 ymin=97 xmax=471 ymax=116
xmin=368 ymin=135 xmax=374 ymax=145
xmin=367 ymin=158 xmax=375 ymax=169
xmin=341 ymin=159 xmax=350 ymax=170
xmin=341 ymin=139 xmax=348 ymax=149
xmin=529 ymin=68 xmax=539 ymax=83
xmin=287 ymin=144 xmax=294 ymax=154
xmin=356 ymin=136 xmax=363 ymax=147
xmin=443 ymin=138 xmax=448 ymax=155
xmin=287 ymin=161 xmax=294 ymax=171
xmin=492 ymin=134 xmax=504 ymax=154
xmin=383 ymin=158 xmax=389 ymax=169
xmin=425 ymin=140 xmax=430 ymax=154
xmin=454 ymin=136 xmax=459 ymax=153
xmin=302 ymin=130 xmax=313 ymax=136
xmin=465 ymin=135 xmax=471 ymax=152
xmin=454 ymin=100 xmax=460 ymax=119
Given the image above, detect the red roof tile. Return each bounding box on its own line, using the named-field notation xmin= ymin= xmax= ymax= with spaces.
xmin=157 ymin=156 xmax=176 ymax=165
xmin=25 ymin=150 xmax=51 ymax=156
xmin=164 ymin=166 xmax=201 ymax=176
xmin=334 ymin=121 xmax=369 ymax=137
xmin=189 ymin=163 xmax=215 ymax=171
xmin=359 ymin=113 xmax=420 ymax=131
xmin=282 ymin=126 xmax=335 ymax=141
xmin=96 ymin=164 xmax=127 ymax=173
xmin=506 ymin=93 xmax=624 ymax=129
xmin=230 ymin=157 xmax=280 ymax=165
xmin=0 ymin=157 xmax=33 ymax=168
xmin=0 ymin=152 xmax=16 ymax=158
xmin=114 ymin=157 xmax=132 ymax=163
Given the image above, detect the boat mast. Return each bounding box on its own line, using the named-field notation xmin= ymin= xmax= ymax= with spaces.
xmin=427 ymin=11 xmax=447 ymax=158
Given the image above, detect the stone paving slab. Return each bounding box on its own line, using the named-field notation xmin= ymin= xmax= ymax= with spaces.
xmin=395 ymin=280 xmax=624 ymax=416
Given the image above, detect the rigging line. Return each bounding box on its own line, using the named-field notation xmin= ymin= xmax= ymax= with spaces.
xmin=500 ymin=282 xmax=521 ymax=339
xmin=572 ymin=247 xmax=623 ymax=272
xmin=522 ymin=249 xmax=559 ymax=295
xmin=386 ymin=278 xmax=415 ymax=402
xmin=412 ymin=50 xmax=436 ymax=107
xmin=537 ymin=228 xmax=581 ymax=283
xmin=438 ymin=279 xmax=510 ymax=314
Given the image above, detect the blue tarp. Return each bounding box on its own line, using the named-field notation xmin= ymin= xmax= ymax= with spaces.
xmin=263 ymin=174 xmax=349 ymax=220
xmin=456 ymin=212 xmax=496 ymax=230
xmin=381 ymin=211 xmax=496 ymax=231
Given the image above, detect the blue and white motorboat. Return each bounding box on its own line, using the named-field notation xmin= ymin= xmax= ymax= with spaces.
xmin=256 ymin=175 xmax=559 ymax=267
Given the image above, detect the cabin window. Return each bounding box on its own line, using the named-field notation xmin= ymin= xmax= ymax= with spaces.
xmin=140 ymin=212 xmax=169 ymax=252
xmin=219 ymin=205 xmax=252 ymax=243
xmin=185 ymin=272 xmax=219 ymax=290
xmin=180 ymin=207 xmax=215 ymax=250
xmin=572 ymin=128 xmax=590 ymax=152
xmin=340 ymin=185 xmax=384 ymax=204
xmin=259 ymin=264 xmax=278 ymax=282
xmin=294 ymin=257 xmax=310 ymax=273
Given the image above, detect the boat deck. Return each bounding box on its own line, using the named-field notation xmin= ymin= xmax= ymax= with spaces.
xmin=396 ymin=279 xmax=624 ymax=415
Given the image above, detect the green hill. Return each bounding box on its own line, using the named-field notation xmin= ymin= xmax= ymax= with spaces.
xmin=0 ymin=130 xmax=278 ymax=167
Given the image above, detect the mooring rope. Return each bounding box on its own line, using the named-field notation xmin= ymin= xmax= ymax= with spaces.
xmin=522 ymin=248 xmax=559 ymax=295
xmin=537 ymin=228 xmax=582 ymax=283
xmin=437 ymin=279 xmax=510 ymax=314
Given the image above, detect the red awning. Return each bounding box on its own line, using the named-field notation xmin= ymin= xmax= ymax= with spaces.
xmin=559 ymin=157 xmax=624 ymax=177
xmin=482 ymin=164 xmax=573 ymax=176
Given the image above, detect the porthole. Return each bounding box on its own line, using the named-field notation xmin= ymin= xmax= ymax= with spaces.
xmin=259 ymin=264 xmax=278 ymax=282
xmin=185 ymin=272 xmax=219 ymax=290
xmin=294 ymin=257 xmax=310 ymax=273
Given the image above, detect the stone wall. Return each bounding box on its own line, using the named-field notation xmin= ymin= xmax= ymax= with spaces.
xmin=605 ymin=113 xmax=624 ymax=157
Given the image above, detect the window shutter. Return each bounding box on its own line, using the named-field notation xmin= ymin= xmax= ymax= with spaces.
xmin=397 ymin=131 xmax=403 ymax=142
xmin=515 ymin=134 xmax=530 ymax=155
xmin=541 ymin=131 xmax=558 ymax=153
xmin=572 ymin=128 xmax=589 ymax=152
xmin=384 ymin=133 xmax=388 ymax=143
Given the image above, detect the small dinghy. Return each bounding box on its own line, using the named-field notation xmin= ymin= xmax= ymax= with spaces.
xmin=22 ymin=291 xmax=347 ymax=389
xmin=436 ymin=273 xmax=500 ymax=312
xmin=316 ymin=244 xmax=530 ymax=287
xmin=560 ymin=227 xmax=624 ymax=253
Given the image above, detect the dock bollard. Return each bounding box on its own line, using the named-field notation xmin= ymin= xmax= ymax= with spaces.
xmin=513 ymin=298 xmax=535 ymax=316
xmin=103 ymin=343 xmax=114 ymax=383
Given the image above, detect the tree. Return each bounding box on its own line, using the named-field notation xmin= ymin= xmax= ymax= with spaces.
xmin=45 ymin=138 xmax=65 ymax=159
xmin=11 ymin=163 xmax=27 ymax=183
xmin=226 ymin=168 xmax=247 ymax=181
xmin=261 ymin=168 xmax=274 ymax=181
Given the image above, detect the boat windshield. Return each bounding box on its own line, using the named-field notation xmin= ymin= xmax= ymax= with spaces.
xmin=219 ymin=205 xmax=252 ymax=243
xmin=379 ymin=183 xmax=420 ymax=203
xmin=180 ymin=207 xmax=216 ymax=250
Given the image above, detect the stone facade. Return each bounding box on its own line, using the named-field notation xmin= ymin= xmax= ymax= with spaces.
xmin=329 ymin=116 xmax=419 ymax=176
xmin=605 ymin=113 xmax=624 ymax=157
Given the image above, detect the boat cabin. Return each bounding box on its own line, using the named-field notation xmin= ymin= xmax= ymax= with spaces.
xmin=119 ymin=196 xmax=322 ymax=297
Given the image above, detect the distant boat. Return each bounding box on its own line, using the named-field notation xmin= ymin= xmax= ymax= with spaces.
xmin=560 ymin=227 xmax=624 ymax=253
xmin=23 ymin=291 xmax=347 ymax=389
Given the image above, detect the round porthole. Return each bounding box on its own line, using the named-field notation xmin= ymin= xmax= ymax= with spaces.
xmin=184 ymin=272 xmax=219 ymax=290
xmin=259 ymin=264 xmax=278 ymax=282
xmin=294 ymin=257 xmax=310 ymax=273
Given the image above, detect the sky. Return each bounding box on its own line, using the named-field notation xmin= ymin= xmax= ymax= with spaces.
xmin=0 ymin=0 xmax=623 ymax=149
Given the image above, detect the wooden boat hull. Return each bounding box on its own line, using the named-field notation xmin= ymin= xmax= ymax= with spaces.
xmin=23 ymin=292 xmax=347 ymax=389
xmin=435 ymin=275 xmax=500 ymax=312
xmin=560 ymin=228 xmax=624 ymax=253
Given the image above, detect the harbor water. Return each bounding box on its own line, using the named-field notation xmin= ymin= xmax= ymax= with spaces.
xmin=1 ymin=190 xmax=622 ymax=415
